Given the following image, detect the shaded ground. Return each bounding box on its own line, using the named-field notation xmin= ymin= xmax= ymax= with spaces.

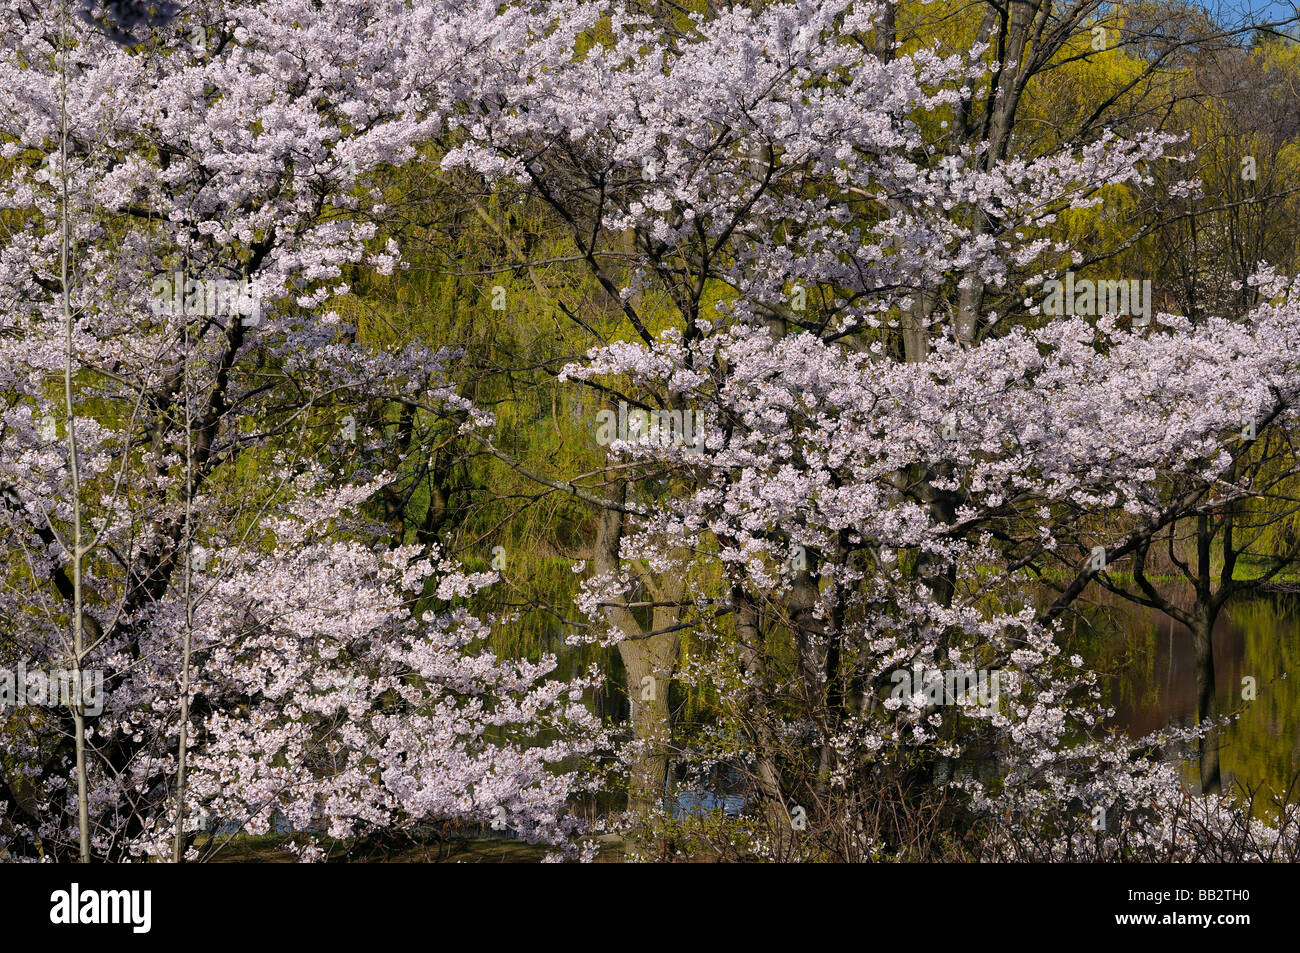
xmin=200 ymin=833 xmax=625 ymax=863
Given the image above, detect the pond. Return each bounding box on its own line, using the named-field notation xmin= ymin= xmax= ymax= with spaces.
xmin=1079 ymin=588 xmax=1300 ymax=802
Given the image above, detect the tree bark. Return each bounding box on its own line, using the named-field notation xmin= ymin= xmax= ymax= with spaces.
xmin=1192 ymin=614 xmax=1221 ymax=794
xmin=593 ymin=481 xmax=681 ymax=815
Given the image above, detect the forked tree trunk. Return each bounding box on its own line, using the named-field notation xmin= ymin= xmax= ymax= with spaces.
xmin=593 ymin=482 xmax=681 ymax=816
xmin=619 ymin=630 xmax=677 ymax=814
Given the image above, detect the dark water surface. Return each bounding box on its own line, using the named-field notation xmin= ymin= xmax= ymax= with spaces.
xmin=1083 ymin=589 xmax=1300 ymax=799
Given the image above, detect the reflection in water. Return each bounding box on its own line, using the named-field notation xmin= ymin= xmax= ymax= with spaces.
xmin=1077 ymin=589 xmax=1300 ymax=802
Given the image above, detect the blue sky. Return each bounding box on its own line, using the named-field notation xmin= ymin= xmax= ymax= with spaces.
xmin=1209 ymin=0 xmax=1298 ymax=25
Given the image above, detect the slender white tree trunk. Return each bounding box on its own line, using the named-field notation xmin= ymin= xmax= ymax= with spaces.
xmin=173 ymin=279 xmax=196 ymax=862
xmin=57 ymin=0 xmax=90 ymax=862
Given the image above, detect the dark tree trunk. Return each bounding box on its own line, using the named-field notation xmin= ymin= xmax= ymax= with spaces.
xmin=1192 ymin=615 xmax=1221 ymax=794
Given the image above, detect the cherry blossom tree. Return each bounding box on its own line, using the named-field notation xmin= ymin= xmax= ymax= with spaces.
xmin=438 ymin=0 xmax=1300 ymax=857
xmin=0 ymin=0 xmax=601 ymax=861
xmin=3 ymin=0 xmax=1297 ymax=864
